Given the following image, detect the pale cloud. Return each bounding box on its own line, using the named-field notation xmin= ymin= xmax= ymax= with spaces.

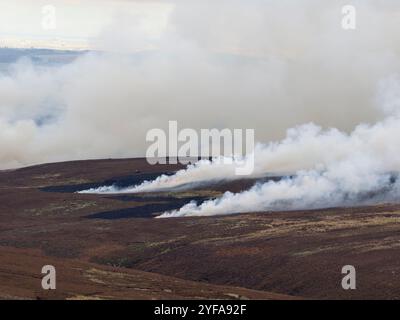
xmin=0 ymin=0 xmax=173 ymax=50
xmin=0 ymin=0 xmax=400 ymax=169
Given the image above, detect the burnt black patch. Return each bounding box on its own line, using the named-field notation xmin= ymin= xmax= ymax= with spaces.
xmin=39 ymin=172 xmax=172 ymax=193
xmin=85 ymin=196 xmax=208 ymax=219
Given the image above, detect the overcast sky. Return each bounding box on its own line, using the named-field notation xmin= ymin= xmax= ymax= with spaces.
xmin=0 ymin=0 xmax=173 ymax=49
xmin=1 ymin=1 xmax=400 ymax=169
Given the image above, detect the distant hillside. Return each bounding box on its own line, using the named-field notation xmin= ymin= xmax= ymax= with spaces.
xmin=0 ymin=47 xmax=88 ymax=67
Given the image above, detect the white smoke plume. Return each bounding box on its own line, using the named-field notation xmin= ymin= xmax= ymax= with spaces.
xmin=3 ymin=2 xmax=400 ymax=217
xmin=159 ymin=171 xmax=400 ymax=218
xmin=84 ymin=79 xmax=400 ymax=195
xmin=84 ymin=74 xmax=400 ymax=216
xmin=157 ymin=75 xmax=400 ymax=217
xmin=1 ymin=0 xmax=400 ymax=169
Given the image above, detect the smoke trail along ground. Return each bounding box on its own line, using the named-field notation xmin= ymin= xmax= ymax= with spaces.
xmin=81 ymin=74 xmax=400 ymax=216
xmin=83 ymin=111 xmax=400 ymax=217
xmin=2 ymin=1 xmax=400 ymax=168
xmin=83 ymin=101 xmax=400 ymax=195
xmin=161 ymin=97 xmax=400 ymax=216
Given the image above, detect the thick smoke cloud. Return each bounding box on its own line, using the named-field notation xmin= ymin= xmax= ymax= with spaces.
xmin=1 ymin=1 xmax=400 ymax=169
xmin=84 ymin=76 xmax=400 ymax=217
xmin=84 ymin=73 xmax=400 ymax=196
xmin=159 ymin=110 xmax=400 ymax=217
xmin=83 ymin=115 xmax=400 ymax=195
xmin=160 ymin=171 xmax=400 ymax=218
xmin=84 ymin=74 xmax=400 ymax=217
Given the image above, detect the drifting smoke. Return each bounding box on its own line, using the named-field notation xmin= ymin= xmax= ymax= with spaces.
xmin=3 ymin=1 xmax=400 ymax=216
xmin=157 ymin=75 xmax=400 ymax=217
xmin=1 ymin=0 xmax=400 ymax=169
xmin=160 ymin=171 xmax=400 ymax=218
xmin=84 ymin=75 xmax=400 ymax=194
xmin=80 ymin=158 xmax=246 ymax=194
xmin=85 ymin=75 xmax=400 ymax=216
